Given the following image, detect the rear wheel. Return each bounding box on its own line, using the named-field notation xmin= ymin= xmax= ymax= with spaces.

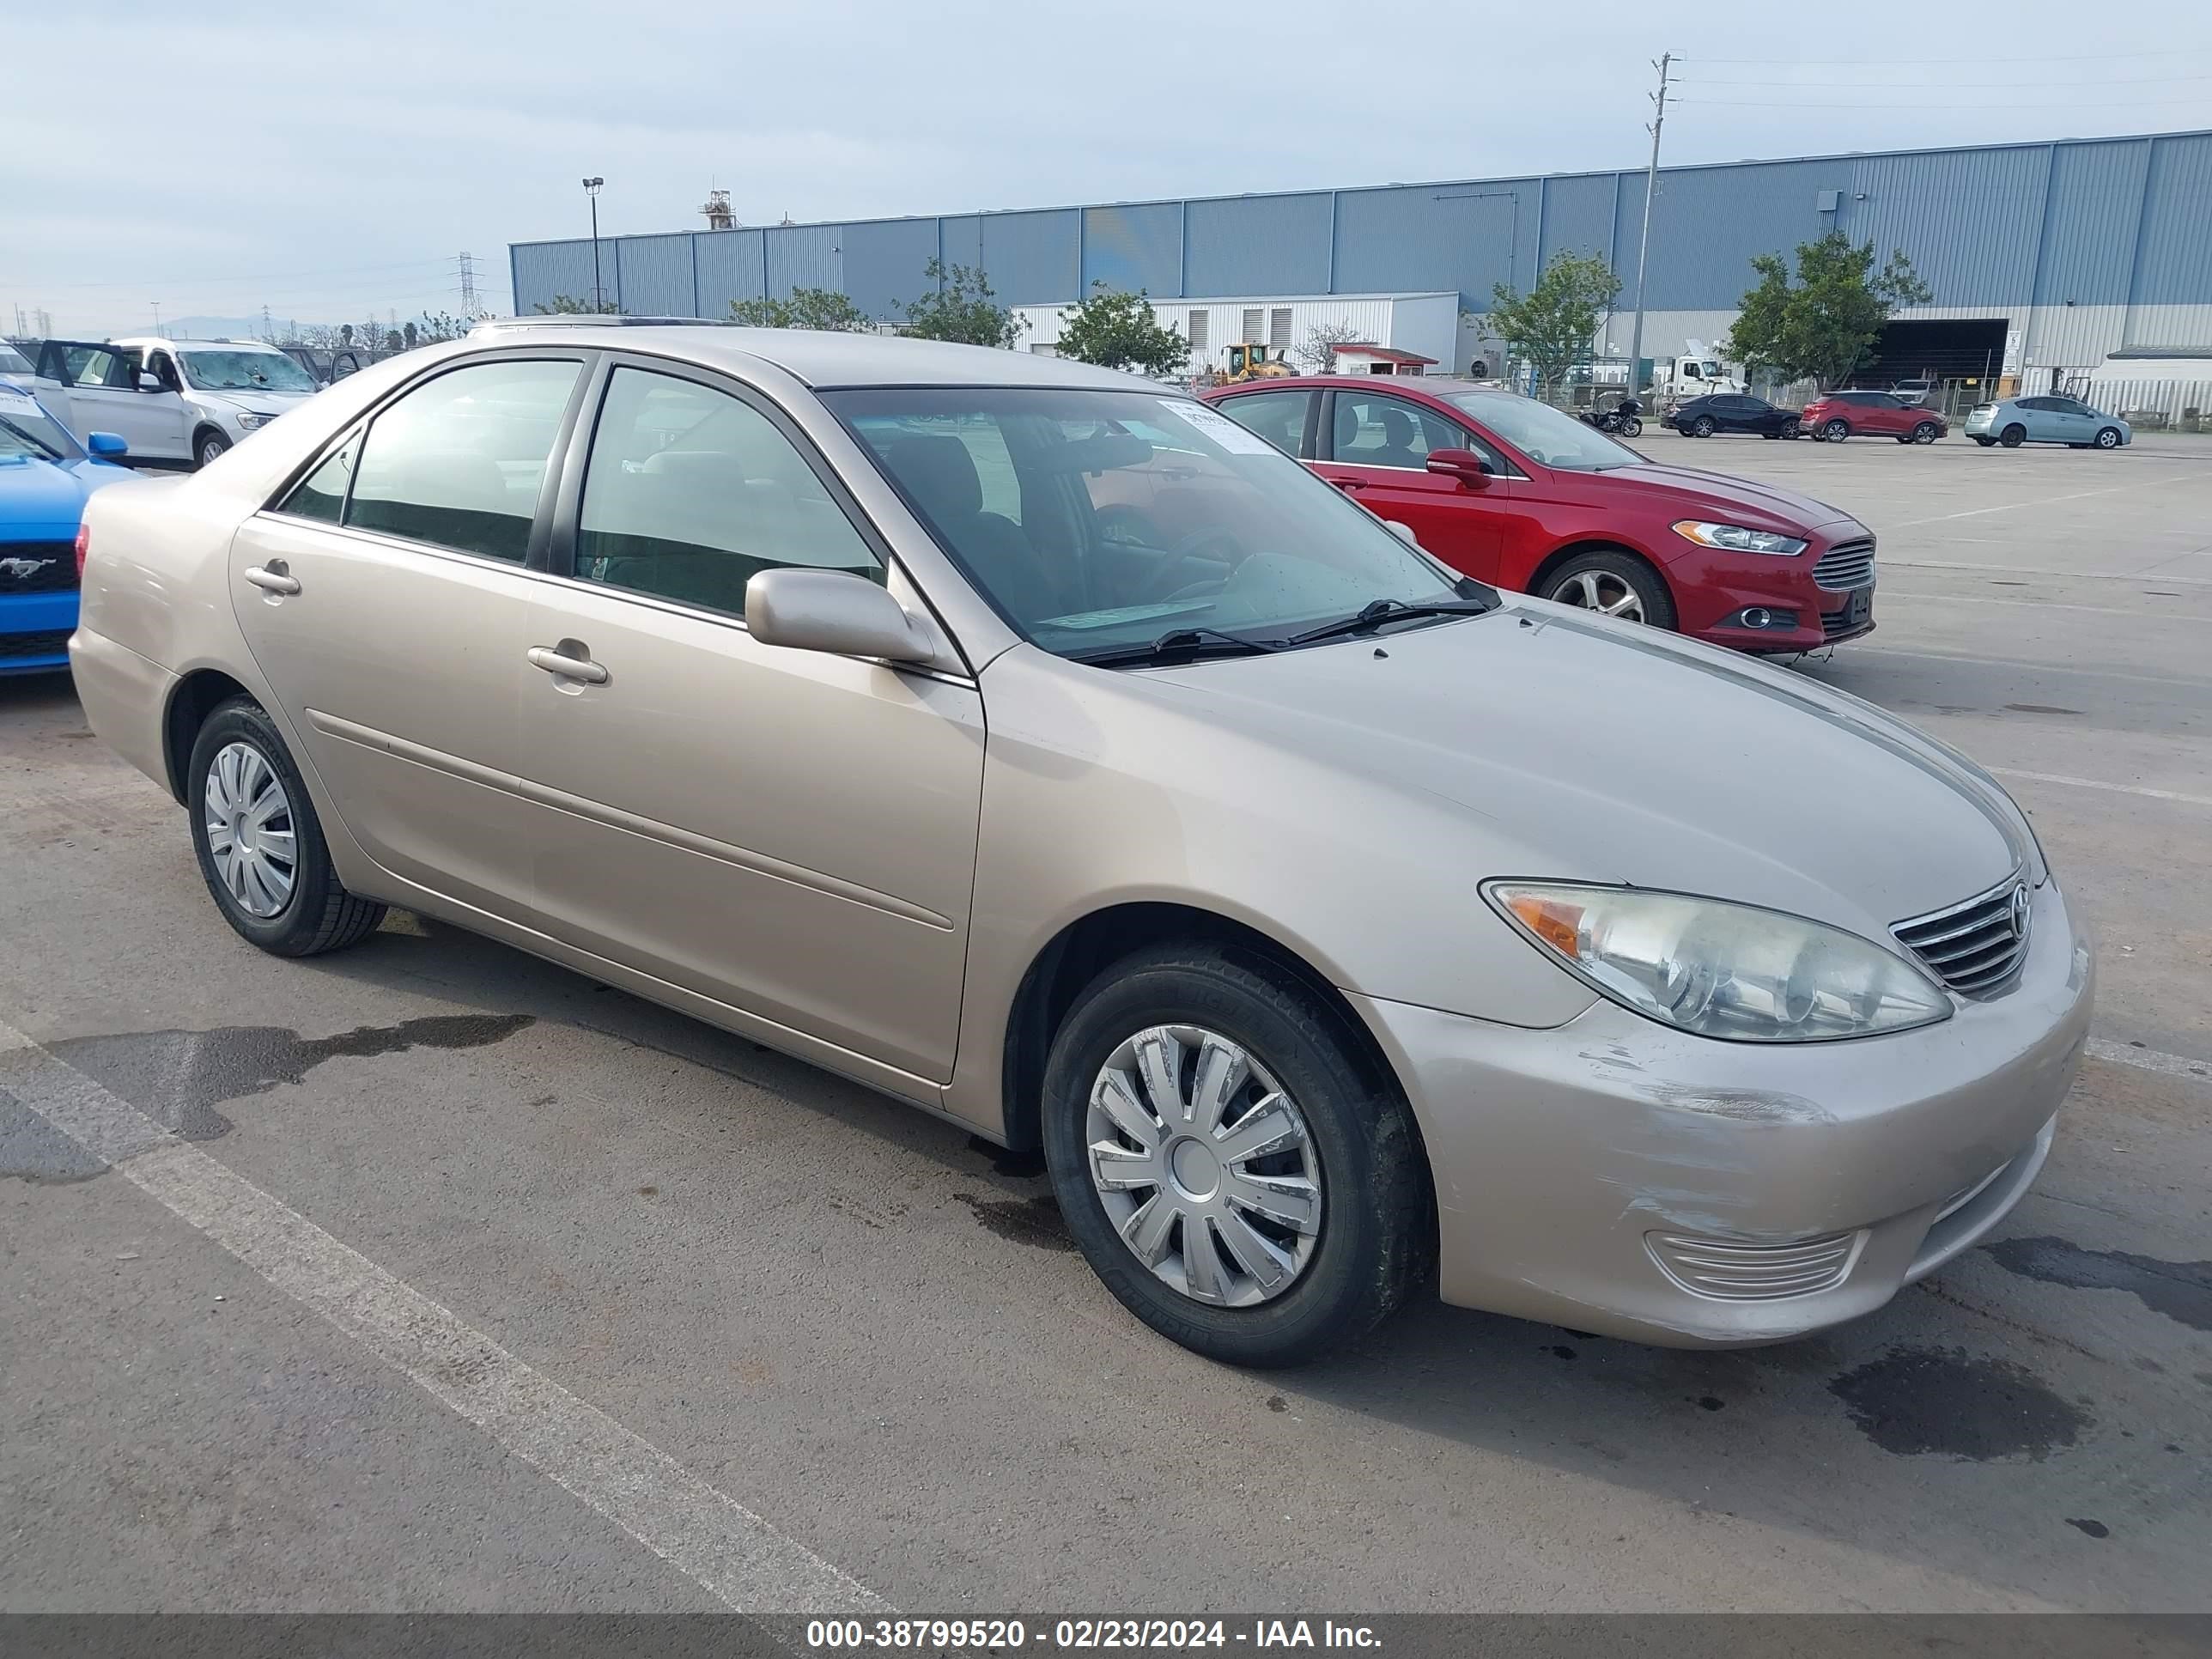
xmin=187 ymin=697 xmax=386 ymax=957
xmin=1539 ymin=550 xmax=1675 ymax=630
xmin=1691 ymin=416 xmax=1716 ymax=438
xmin=1973 ymin=436 xmax=1996 ymax=447
xmin=1823 ymin=418 xmax=1850 ymax=441
xmin=1041 ymin=947 xmax=1431 ymax=1367
xmin=2094 ymin=426 xmax=2123 ymax=449
xmin=2000 ymin=423 xmax=2027 ymax=448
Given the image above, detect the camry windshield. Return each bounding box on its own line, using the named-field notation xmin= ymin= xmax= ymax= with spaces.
xmin=826 ymin=387 xmax=1481 ymax=662
xmin=1444 ymin=391 xmax=1642 ymax=471
xmin=179 ymin=349 xmax=316 ymax=393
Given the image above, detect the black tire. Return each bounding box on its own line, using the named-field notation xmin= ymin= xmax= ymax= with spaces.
xmin=2094 ymin=426 xmax=2123 ymax=449
xmin=1691 ymin=416 xmax=1716 ymax=438
xmin=186 ymin=696 xmax=386 ymax=957
xmin=1911 ymin=422 xmax=1940 ymax=445
xmin=1780 ymin=417 xmax=1801 ymax=440
xmin=1999 ymin=423 xmax=2027 ymax=448
xmin=1823 ymin=418 xmax=1850 ymax=441
xmin=1761 ymin=429 xmax=1779 ymax=440
xmin=1041 ymin=946 xmax=1432 ymax=1368
xmin=1619 ymin=416 xmax=1641 ymax=437
xmin=194 ymin=428 xmax=231 ymax=468
xmin=1973 ymin=436 xmax=1996 ymax=447
xmin=1538 ymin=548 xmax=1677 ymax=630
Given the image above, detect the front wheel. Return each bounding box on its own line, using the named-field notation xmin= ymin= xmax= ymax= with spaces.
xmin=1911 ymin=422 xmax=1940 ymax=444
xmin=2094 ymin=426 xmax=2124 ymax=449
xmin=2000 ymin=424 xmax=2027 ymax=448
xmin=1780 ymin=417 xmax=1801 ymax=440
xmin=1042 ymin=948 xmax=1431 ymax=1367
xmin=194 ymin=429 xmax=232 ymax=468
xmin=1618 ymin=416 xmax=1642 ymax=437
xmin=187 ymin=697 xmax=386 ymax=957
xmin=1539 ymin=549 xmax=1675 ymax=630
xmin=1823 ymin=419 xmax=1850 ymax=442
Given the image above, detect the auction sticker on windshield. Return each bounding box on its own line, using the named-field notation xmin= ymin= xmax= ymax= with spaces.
xmin=1158 ymin=398 xmax=1274 ymax=454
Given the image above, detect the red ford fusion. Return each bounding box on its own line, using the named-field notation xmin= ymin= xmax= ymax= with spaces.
xmin=1201 ymin=377 xmax=1875 ymax=652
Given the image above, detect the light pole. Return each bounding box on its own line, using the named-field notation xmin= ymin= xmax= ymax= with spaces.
xmin=582 ymin=177 xmax=605 ymax=312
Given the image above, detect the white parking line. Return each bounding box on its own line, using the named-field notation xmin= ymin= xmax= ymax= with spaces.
xmin=2086 ymin=1038 xmax=2212 ymax=1084
xmin=1889 ymin=472 xmax=2193 ymax=528
xmin=1881 ymin=559 xmax=2212 ymax=587
xmin=1843 ymin=647 xmax=2203 ymax=690
xmin=0 ymin=1017 xmax=891 ymax=1617
xmin=1985 ymin=767 xmax=2212 ymax=810
xmin=1902 ymin=594 xmax=2206 ymax=623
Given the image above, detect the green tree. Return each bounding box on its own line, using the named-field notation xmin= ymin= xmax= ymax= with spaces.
xmin=1054 ymin=283 xmax=1188 ymax=377
xmin=1484 ymin=252 xmax=1622 ymax=395
xmin=899 ymin=259 xmax=1023 ymax=348
xmin=1723 ymin=232 xmax=1934 ymax=390
xmin=728 ymin=288 xmax=875 ymax=331
xmin=532 ymin=295 xmax=619 ymax=314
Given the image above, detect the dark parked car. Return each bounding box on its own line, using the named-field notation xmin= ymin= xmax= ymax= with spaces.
xmin=1670 ymin=394 xmax=1801 ymax=441
xmin=1802 ymin=391 xmax=1947 ymax=445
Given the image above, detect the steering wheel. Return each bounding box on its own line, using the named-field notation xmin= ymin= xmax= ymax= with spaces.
xmin=1145 ymin=526 xmax=1249 ymax=600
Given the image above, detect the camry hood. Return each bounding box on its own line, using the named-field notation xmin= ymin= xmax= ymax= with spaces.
xmin=1141 ymin=603 xmax=2028 ymax=937
xmin=1589 ymin=463 xmax=1861 ymax=533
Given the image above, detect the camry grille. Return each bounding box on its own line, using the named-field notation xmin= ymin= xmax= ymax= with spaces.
xmin=1646 ymin=1230 xmax=1864 ymax=1300
xmin=1813 ymin=538 xmax=1875 ymax=591
xmin=1893 ymin=876 xmax=2032 ymax=996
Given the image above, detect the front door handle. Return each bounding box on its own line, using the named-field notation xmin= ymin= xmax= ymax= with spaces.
xmin=527 ymin=644 xmax=610 ymax=684
xmin=1327 ymin=476 xmax=1366 ymax=492
xmin=243 ymin=564 xmax=301 ymax=595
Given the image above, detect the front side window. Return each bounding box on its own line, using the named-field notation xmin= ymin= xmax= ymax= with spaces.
xmin=177 ymin=349 xmax=317 ymax=393
xmin=1329 ymin=393 xmax=1471 ymax=471
xmin=346 ymin=358 xmax=580 ymax=561
xmin=1443 ymin=390 xmax=1640 ymax=472
xmin=1214 ymin=389 xmax=1310 ymax=456
xmin=830 ymin=386 xmax=1469 ymax=661
xmin=574 ymin=367 xmax=882 ymax=617
xmin=278 ymin=431 xmax=361 ymax=524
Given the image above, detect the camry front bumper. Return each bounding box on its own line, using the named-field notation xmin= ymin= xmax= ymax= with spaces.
xmin=1352 ymin=878 xmax=2093 ymax=1346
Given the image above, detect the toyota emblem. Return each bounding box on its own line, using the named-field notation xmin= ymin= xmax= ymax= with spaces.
xmin=2009 ymin=883 xmax=2032 ymax=941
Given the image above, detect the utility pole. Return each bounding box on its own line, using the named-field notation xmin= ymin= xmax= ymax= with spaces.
xmin=1626 ymin=51 xmax=1672 ymax=398
xmin=582 ymin=178 xmax=605 ymax=311
xmin=457 ymin=252 xmax=480 ymax=316
xmin=151 ymin=301 xmax=163 ymax=337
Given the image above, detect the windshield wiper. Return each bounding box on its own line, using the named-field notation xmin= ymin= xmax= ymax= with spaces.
xmin=1070 ymin=626 xmax=1281 ymax=669
xmin=1282 ymin=595 xmax=1496 ymax=647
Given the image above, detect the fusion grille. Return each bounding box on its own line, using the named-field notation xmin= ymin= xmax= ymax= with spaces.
xmin=1894 ymin=876 xmax=2031 ymax=996
xmin=1813 ymin=538 xmax=1875 ymax=591
xmin=0 ymin=542 xmax=76 ymax=593
xmin=1645 ymin=1230 xmax=1863 ymax=1300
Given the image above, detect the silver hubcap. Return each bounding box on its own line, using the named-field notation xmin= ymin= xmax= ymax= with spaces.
xmin=1085 ymin=1025 xmax=1322 ymax=1308
xmin=204 ymin=741 xmax=297 ymax=918
xmin=1553 ymin=569 xmax=1645 ymax=622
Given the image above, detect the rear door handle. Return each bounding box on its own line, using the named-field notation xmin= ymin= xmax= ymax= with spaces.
xmin=243 ymin=565 xmax=301 ymax=595
xmin=527 ymin=644 xmax=610 ymax=684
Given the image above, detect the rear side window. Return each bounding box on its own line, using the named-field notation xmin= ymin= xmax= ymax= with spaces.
xmin=345 ymin=359 xmax=580 ymax=561
xmin=574 ymin=367 xmax=882 ymax=617
xmin=1215 ymin=390 xmax=1310 ymax=456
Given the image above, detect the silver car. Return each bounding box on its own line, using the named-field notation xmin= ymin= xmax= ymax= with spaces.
xmin=70 ymin=323 xmax=2093 ymax=1365
xmin=1965 ymin=395 xmax=2132 ymax=449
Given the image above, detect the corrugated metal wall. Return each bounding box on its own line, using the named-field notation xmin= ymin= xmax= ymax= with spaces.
xmin=612 ymin=234 xmax=696 ymax=316
xmin=508 ymin=131 xmax=2212 ymax=352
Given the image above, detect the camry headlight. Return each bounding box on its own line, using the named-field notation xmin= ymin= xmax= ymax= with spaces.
xmin=237 ymin=411 xmax=274 ymax=430
xmin=1484 ymin=882 xmax=1951 ymax=1042
xmin=1672 ymin=520 xmax=1807 ymax=556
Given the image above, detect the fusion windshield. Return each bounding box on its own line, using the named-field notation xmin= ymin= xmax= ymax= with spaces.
xmin=827 ymin=386 xmax=1480 ymax=661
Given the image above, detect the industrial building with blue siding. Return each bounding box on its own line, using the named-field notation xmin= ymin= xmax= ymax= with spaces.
xmin=509 ymin=127 xmax=2212 ymax=386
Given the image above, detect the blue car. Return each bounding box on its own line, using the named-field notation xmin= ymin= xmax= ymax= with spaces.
xmin=0 ymin=386 xmax=134 ymax=675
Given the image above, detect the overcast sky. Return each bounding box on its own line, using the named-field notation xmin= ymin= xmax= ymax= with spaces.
xmin=9 ymin=0 xmax=2211 ymax=336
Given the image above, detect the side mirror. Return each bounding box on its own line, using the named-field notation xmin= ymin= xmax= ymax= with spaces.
xmin=746 ymin=567 xmax=932 ymax=663
xmin=1425 ymin=448 xmax=1492 ymax=489
xmin=1385 ymin=519 xmax=1422 ymax=550
xmin=86 ymin=432 xmax=129 ymax=459
xmin=137 ymin=373 xmax=165 ymax=393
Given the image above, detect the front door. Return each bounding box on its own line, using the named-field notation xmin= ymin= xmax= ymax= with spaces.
xmin=516 ymin=362 xmax=985 ymax=1085
xmin=1315 ymin=390 xmax=1510 ymax=580
xmin=227 ymin=354 xmax=587 ymax=920
xmin=44 ymin=343 xmax=186 ymax=460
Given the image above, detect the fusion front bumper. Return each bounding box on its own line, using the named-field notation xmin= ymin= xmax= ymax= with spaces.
xmin=1353 ymin=878 xmax=2093 ymax=1346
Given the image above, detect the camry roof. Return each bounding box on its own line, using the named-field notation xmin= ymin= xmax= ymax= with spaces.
xmin=468 ymin=319 xmax=1152 ymax=392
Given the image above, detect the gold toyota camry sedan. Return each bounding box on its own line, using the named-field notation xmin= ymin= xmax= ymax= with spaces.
xmin=70 ymin=321 xmax=2092 ymax=1365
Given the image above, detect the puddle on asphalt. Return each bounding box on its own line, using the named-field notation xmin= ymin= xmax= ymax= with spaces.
xmin=1828 ymin=1346 xmax=2088 ymax=1460
xmin=1984 ymin=1236 xmax=2212 ymax=1333
xmin=954 ymin=1190 xmax=1076 ymax=1251
xmin=3 ymin=1015 xmax=537 ymax=1173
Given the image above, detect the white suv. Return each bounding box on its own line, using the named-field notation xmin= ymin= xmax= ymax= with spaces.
xmin=111 ymin=337 xmax=321 ymax=467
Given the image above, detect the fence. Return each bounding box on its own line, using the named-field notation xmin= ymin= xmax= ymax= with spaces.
xmin=2071 ymin=376 xmax=2212 ymax=430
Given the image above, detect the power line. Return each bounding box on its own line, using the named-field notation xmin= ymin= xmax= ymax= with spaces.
xmin=1681 ymin=46 xmax=2212 ymax=65
xmin=1677 ymin=94 xmax=2212 ymax=110
xmin=1678 ymin=73 xmax=2212 ymax=89
xmin=21 ymin=257 xmax=455 ymax=293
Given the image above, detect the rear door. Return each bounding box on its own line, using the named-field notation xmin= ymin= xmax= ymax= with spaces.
xmin=228 ymin=352 xmax=589 ymax=921
xmin=1314 ymin=389 xmax=1512 ymax=579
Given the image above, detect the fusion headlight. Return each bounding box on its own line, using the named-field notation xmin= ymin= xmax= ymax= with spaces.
xmin=1672 ymin=520 xmax=1807 ymax=556
xmin=1484 ymin=882 xmax=1952 ymax=1042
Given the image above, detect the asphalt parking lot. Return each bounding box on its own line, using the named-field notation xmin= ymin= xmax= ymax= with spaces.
xmin=2 ymin=431 xmax=2207 ymax=1615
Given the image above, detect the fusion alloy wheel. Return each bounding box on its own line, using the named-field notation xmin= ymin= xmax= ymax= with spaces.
xmin=1552 ymin=568 xmax=1647 ymax=623
xmin=1085 ymin=1024 xmax=1322 ymax=1307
